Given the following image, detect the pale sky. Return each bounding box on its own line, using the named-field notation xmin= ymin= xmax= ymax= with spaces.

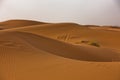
xmin=0 ymin=0 xmax=120 ymax=26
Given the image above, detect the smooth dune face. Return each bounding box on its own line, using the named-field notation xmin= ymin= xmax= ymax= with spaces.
xmin=0 ymin=20 xmax=47 ymax=29
xmin=0 ymin=20 xmax=120 ymax=80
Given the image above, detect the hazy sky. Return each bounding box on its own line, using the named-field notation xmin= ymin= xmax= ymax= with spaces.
xmin=0 ymin=0 xmax=120 ymax=26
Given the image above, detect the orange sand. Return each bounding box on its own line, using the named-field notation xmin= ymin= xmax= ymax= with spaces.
xmin=0 ymin=20 xmax=120 ymax=80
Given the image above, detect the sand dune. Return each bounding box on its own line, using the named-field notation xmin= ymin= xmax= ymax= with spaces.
xmin=0 ymin=20 xmax=120 ymax=80
xmin=0 ymin=19 xmax=47 ymax=29
xmin=7 ymin=22 xmax=120 ymax=50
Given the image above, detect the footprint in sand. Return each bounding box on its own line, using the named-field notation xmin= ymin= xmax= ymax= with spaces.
xmin=57 ymin=34 xmax=71 ymax=41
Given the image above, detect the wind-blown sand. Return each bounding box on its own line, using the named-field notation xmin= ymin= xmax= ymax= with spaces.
xmin=0 ymin=20 xmax=120 ymax=80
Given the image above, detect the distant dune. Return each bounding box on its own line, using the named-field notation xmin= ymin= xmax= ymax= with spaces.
xmin=0 ymin=19 xmax=120 ymax=80
xmin=0 ymin=19 xmax=47 ymax=29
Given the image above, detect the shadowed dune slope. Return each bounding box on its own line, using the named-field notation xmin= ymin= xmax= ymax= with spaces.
xmin=0 ymin=31 xmax=120 ymax=62
xmin=0 ymin=20 xmax=48 ymax=29
xmin=13 ymin=31 xmax=120 ymax=62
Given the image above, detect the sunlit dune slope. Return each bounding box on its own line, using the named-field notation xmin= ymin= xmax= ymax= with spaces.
xmin=0 ymin=19 xmax=47 ymax=29
xmin=8 ymin=22 xmax=120 ymax=51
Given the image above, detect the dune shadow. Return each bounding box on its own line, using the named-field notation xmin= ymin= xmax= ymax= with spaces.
xmin=12 ymin=31 xmax=120 ymax=62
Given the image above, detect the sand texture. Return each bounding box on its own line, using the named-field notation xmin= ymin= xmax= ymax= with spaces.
xmin=0 ymin=20 xmax=120 ymax=80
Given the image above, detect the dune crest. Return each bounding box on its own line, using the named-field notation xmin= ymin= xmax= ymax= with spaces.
xmin=0 ymin=19 xmax=48 ymax=29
